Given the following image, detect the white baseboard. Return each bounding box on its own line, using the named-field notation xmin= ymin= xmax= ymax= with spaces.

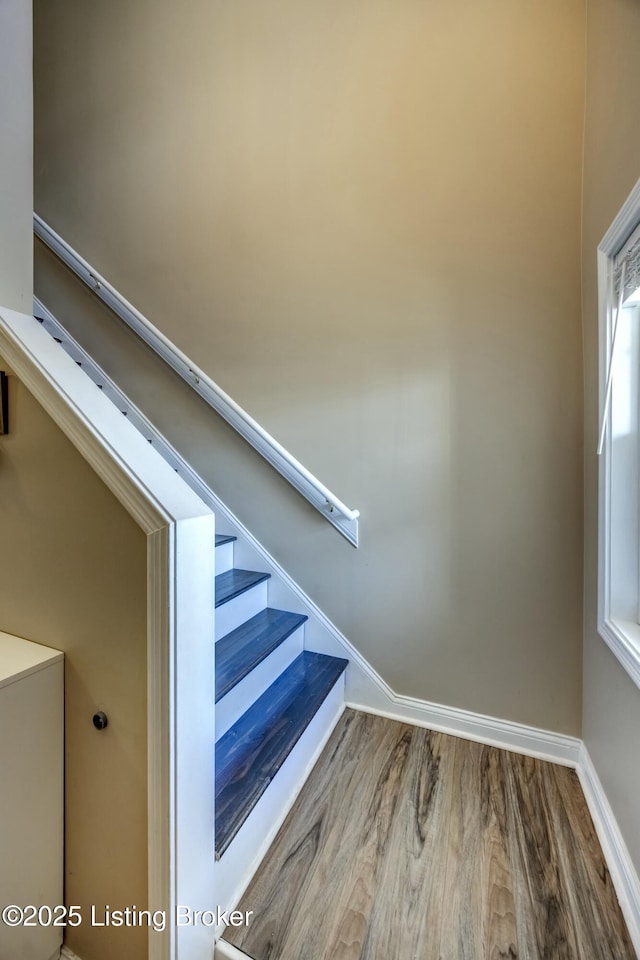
xmin=61 ymin=947 xmax=84 ymax=960
xmin=346 ymin=697 xmax=582 ymax=767
xmin=577 ymin=744 xmax=640 ymax=957
xmin=215 ymin=939 xmax=253 ymax=959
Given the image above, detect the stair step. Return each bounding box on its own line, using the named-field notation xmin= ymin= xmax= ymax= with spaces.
xmin=215 ymin=651 xmax=348 ymax=858
xmin=215 ymin=626 xmax=305 ymax=741
xmin=215 ymin=533 xmax=237 ymax=574
xmin=215 ymin=569 xmax=271 ymax=608
xmin=216 ymin=608 xmax=308 ymax=703
xmin=215 ymin=534 xmax=237 ymax=547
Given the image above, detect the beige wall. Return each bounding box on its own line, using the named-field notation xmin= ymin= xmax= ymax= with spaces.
xmin=0 ymin=0 xmax=33 ymax=310
xmin=581 ymin=0 xmax=640 ymax=874
xmin=0 ymin=363 xmax=148 ymax=960
xmin=35 ymin=0 xmax=585 ymax=734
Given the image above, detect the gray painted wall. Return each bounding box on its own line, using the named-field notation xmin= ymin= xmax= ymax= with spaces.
xmin=0 ymin=0 xmax=32 ymax=310
xmin=582 ymin=0 xmax=640 ymax=877
xmin=34 ymin=0 xmax=585 ymax=734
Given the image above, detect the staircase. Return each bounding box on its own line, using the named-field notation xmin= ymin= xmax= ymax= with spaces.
xmin=31 ymin=302 xmax=350 ymax=943
xmin=212 ymin=531 xmax=347 ymax=863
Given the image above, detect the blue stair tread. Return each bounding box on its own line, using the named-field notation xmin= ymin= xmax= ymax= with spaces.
xmin=215 ymin=651 xmax=348 ymax=857
xmin=216 ymin=608 xmax=308 ymax=703
xmin=215 ymin=533 xmax=237 ymax=547
xmin=215 ymin=568 xmax=270 ymax=608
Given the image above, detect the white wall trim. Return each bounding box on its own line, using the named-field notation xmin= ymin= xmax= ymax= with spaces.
xmin=599 ymin=619 xmax=640 ymax=692
xmin=0 ymin=306 xmax=216 ymax=960
xmin=214 ymin=940 xmax=253 ymax=960
xmin=346 ymin=699 xmax=582 ymax=767
xmin=33 ymin=214 xmax=359 ymax=545
xmin=577 ymin=744 xmax=640 ymax=957
xmin=60 ymin=947 xmax=84 ymax=960
xmin=599 ymin=177 xmax=640 ymax=257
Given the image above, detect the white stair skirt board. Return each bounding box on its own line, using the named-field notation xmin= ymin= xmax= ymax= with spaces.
xmin=215 ymin=540 xmax=235 ymax=575
xmin=213 ymin=678 xmax=346 ymax=933
xmin=216 ymin=627 xmax=305 ymax=740
xmin=577 ymin=745 xmax=640 ymax=957
xmin=215 ymin=582 xmax=269 ymax=641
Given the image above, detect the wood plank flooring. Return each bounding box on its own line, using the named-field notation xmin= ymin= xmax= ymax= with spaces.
xmin=225 ymin=709 xmax=636 ymax=960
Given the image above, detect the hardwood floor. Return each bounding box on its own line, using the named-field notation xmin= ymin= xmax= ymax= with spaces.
xmin=224 ymin=710 xmax=636 ymax=960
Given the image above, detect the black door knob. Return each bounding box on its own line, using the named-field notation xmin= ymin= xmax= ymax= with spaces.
xmin=92 ymin=712 xmax=108 ymax=730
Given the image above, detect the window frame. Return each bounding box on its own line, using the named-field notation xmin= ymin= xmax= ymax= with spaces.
xmin=597 ymin=178 xmax=640 ymax=690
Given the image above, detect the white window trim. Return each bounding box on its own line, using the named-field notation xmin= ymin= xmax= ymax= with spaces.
xmin=597 ymin=177 xmax=640 ymax=691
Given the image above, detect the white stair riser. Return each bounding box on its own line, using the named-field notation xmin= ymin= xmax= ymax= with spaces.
xmin=215 ymin=582 xmax=269 ymax=640
xmin=215 ymin=627 xmax=305 ymax=741
xmin=213 ymin=674 xmax=345 ymax=930
xmin=214 ymin=541 xmax=234 ymax=575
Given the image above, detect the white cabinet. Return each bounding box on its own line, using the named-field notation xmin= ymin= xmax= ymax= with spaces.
xmin=0 ymin=632 xmax=63 ymax=960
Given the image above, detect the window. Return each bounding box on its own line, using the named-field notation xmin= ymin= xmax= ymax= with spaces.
xmin=598 ymin=180 xmax=640 ymax=689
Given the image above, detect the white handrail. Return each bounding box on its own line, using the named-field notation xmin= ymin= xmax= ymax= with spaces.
xmin=34 ymin=213 xmax=359 ymax=544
